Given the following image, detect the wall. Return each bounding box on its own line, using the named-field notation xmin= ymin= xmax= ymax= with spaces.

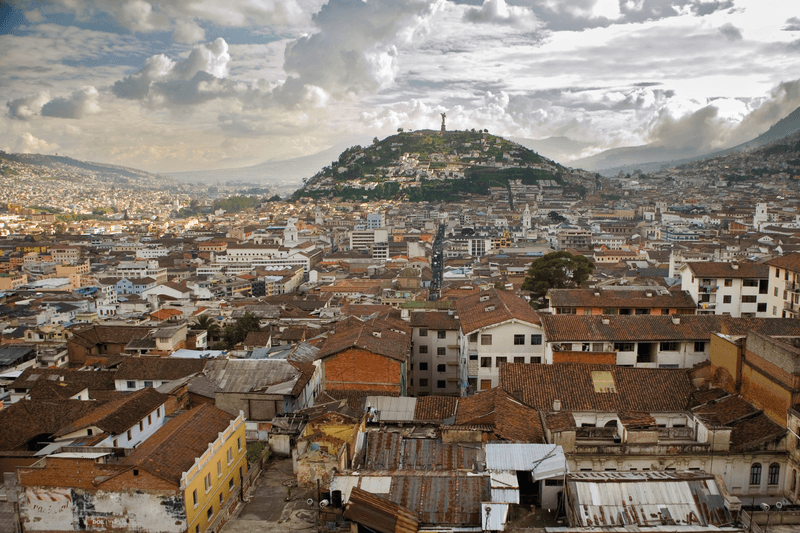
xmin=215 ymin=392 xmax=283 ymax=421
xmin=552 ymin=351 xmax=616 ymax=365
xmin=709 ymin=333 xmax=741 ymax=394
xmin=742 ymin=332 xmax=800 ymax=425
xmin=323 ymin=348 xmax=403 ymax=393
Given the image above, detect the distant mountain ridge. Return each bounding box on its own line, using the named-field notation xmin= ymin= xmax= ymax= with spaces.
xmin=573 ymin=105 xmax=800 ymax=175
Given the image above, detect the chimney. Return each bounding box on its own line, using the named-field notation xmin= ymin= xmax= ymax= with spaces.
xmin=602 ymin=318 xmax=610 ymax=325
xmin=672 ymin=316 xmax=680 ymax=325
xmin=553 ymin=399 xmax=562 ymax=411
xmin=646 ymin=291 xmax=653 ymax=297
xmin=731 ymin=261 xmax=739 ymax=270
xmin=372 ymin=331 xmax=381 ymax=338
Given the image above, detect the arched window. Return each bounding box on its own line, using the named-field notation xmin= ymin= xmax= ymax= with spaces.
xmin=750 ymin=463 xmax=762 ymax=486
xmin=768 ymin=463 xmax=780 ymax=485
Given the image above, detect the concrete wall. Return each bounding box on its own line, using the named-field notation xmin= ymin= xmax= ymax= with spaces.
xmin=709 ymin=333 xmax=741 ymax=394
xmin=216 ymin=392 xmax=283 ymax=421
xmin=742 ymin=332 xmax=800 ymax=425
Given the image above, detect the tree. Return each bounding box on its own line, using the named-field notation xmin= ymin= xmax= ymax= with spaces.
xmin=192 ymin=315 xmax=221 ymax=340
xmin=522 ymin=251 xmax=594 ymax=307
xmin=397 ymin=127 xmax=404 ymax=133
xmin=222 ymin=311 xmax=261 ymax=348
xmin=373 ymin=137 xmax=380 ymax=145
xmin=548 ymin=211 xmax=566 ymax=223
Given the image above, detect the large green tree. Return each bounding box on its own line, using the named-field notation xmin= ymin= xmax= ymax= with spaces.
xmin=192 ymin=315 xmax=221 ymax=340
xmin=522 ymin=251 xmax=594 ymax=307
xmin=222 ymin=311 xmax=261 ymax=348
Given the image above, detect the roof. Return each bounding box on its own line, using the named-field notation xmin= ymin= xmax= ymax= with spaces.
xmin=68 ymin=324 xmax=152 ymax=349
xmin=344 ymin=487 xmax=419 ymax=533
xmin=692 ymin=394 xmax=787 ymax=452
xmin=540 ymin=315 xmax=800 ymax=342
xmin=54 ymin=387 xmax=167 ymax=437
xmin=361 ymin=432 xmax=482 ymax=471
xmin=203 ymin=359 xmax=300 ymax=394
xmin=684 ymin=261 xmax=768 ymax=278
xmin=413 ymin=396 xmax=458 ymax=422
xmin=114 ymin=356 xmax=207 ymax=381
xmin=318 ymin=316 xmax=411 ymax=362
xmin=454 ymin=388 xmax=545 ymax=443
xmin=122 ymin=404 xmax=235 ymax=485
xmin=456 ymin=288 xmax=540 ymax=334
xmin=9 ymin=367 xmax=117 ymax=394
xmin=0 ymin=399 xmax=99 ymax=451
xmin=409 ymin=311 xmax=460 ymax=330
xmin=547 ymin=288 xmax=696 ymax=309
xmin=485 ymin=443 xmax=566 ymax=480
xmin=365 ymin=396 xmax=417 ymax=422
xmin=389 ymin=474 xmax=489 ymax=525
xmin=499 ymin=363 xmax=694 ymax=412
xmin=766 ymin=252 xmax=800 ymax=272
xmin=565 ymin=471 xmax=731 ymax=528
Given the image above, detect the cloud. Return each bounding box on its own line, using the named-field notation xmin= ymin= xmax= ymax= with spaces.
xmin=13 ymin=132 xmax=60 ymax=154
xmin=24 ymin=9 xmax=44 ymax=22
xmin=718 ymin=23 xmax=742 ymax=40
xmin=783 ymin=17 xmax=800 ymax=31
xmin=464 ymin=0 xmax=540 ymax=26
xmin=112 ymin=38 xmax=235 ymax=105
xmin=7 ymin=92 xmax=51 ymax=120
xmin=41 ymin=86 xmax=101 ymax=119
xmin=172 ymin=19 xmax=206 ymax=43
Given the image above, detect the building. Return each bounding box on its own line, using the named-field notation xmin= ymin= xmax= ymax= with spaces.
xmin=680 ymin=261 xmax=769 ymax=317
xmin=408 ymin=311 xmax=461 ymax=396
xmin=456 ymin=289 xmax=544 ymax=394
xmin=765 ymin=252 xmax=800 ymax=318
xmin=547 ymin=287 xmax=697 ymax=316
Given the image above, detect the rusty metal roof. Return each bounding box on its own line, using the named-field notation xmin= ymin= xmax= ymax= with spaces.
xmin=361 ymin=431 xmax=483 ymax=471
xmin=390 ymin=473 xmax=490 ymax=526
xmin=344 ymin=486 xmax=419 ymax=533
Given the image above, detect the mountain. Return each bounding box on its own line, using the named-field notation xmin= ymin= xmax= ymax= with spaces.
xmin=292 ymin=129 xmax=587 ymax=203
xmin=0 ymin=151 xmax=178 ymax=190
xmin=164 ymin=135 xmax=374 ymax=193
xmin=572 ymin=105 xmax=800 ymax=175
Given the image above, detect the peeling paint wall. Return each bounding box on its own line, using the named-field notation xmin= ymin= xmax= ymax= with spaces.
xmin=19 ymin=487 xmax=185 ymax=532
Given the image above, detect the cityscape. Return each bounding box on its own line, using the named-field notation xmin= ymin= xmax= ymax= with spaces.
xmin=2 ymin=1 xmax=800 ymax=533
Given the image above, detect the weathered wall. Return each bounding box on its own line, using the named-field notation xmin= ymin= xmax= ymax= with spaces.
xmin=215 ymin=392 xmax=282 ymax=421
xmin=708 ymin=334 xmax=740 ymax=393
xmin=742 ymin=333 xmax=800 ymax=425
xmin=18 ymin=487 xmax=185 ymax=533
xmin=323 ymin=348 xmax=403 ymax=393
xmin=552 ymin=351 xmax=616 ymax=365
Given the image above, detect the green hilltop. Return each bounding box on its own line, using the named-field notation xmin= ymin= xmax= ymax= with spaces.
xmin=293 ymin=129 xmax=580 ymax=202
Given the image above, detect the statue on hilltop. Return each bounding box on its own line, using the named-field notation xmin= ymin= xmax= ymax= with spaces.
xmin=440 ymin=112 xmax=446 ymax=132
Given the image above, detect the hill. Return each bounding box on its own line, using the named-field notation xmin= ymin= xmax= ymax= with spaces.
xmin=574 ymin=105 xmax=800 ymax=176
xmin=292 ymin=129 xmax=584 ymax=203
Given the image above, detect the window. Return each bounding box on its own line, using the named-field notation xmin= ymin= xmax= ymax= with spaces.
xmin=193 ymin=489 xmax=198 ymax=506
xmin=635 ymin=308 xmax=650 ymax=315
xmin=204 ymin=472 xmax=212 ymax=492
xmin=531 ymin=334 xmax=542 ymax=345
xmin=775 ymin=287 xmax=779 ymax=297
xmin=126 ymin=380 xmax=135 ymax=389
xmin=469 ymin=355 xmax=478 ymax=360
xmin=514 ymin=334 xmax=525 ymax=345
xmin=133 ymin=469 xmax=139 ymax=476
xmin=127 ymin=430 xmax=132 ymax=440
xmin=227 ymin=447 xmax=233 ymax=464
xmin=776 ymin=269 xmax=781 ymax=278
xmin=419 ymin=362 xmax=428 ymax=371
xmin=419 ymin=378 xmax=428 ymax=387
xmin=530 ymin=356 xmax=541 ymax=364
xmin=743 ymin=279 xmax=758 ymax=287
xmin=217 ymin=460 xmax=222 ymax=477
xmin=139 ymin=421 xmax=144 ymax=431
xmin=514 ymin=357 xmax=525 ymax=364
xmin=481 ymin=357 xmax=491 ymax=367
xmin=219 ymin=493 xmax=223 ymax=505
xmin=758 ymin=303 xmax=767 ymax=313
xmin=207 ymin=507 xmax=213 ymax=520
xmin=437 ymin=380 xmax=446 ymax=389
xmin=229 ymin=478 xmax=234 ymax=491
xmin=437 ymin=347 xmax=446 ymax=356
xmin=437 ymin=364 xmax=446 ymax=372
xmin=694 ymin=342 xmax=705 ymax=352
xmin=495 ymin=357 xmax=507 ymax=368
xmin=750 ymin=463 xmax=762 ymax=485
xmin=722 ymin=295 xmax=732 ymax=304
xmin=147 ymin=414 xmax=152 ymax=425
xmin=238 ymin=437 xmax=242 ymax=452
xmin=437 ymin=330 xmax=446 ymax=339
xmin=724 ymin=278 xmax=732 ymax=287
xmin=481 ymin=334 xmax=492 ymax=345
xmin=144 ymin=380 xmax=153 ymax=388
xmin=614 ymin=343 xmax=634 ymax=352
xmin=418 ymin=345 xmax=428 ymax=354
xmin=87 ymin=429 xmax=93 ymax=436
xmin=419 ymin=328 xmax=428 ymax=337
xmin=113 ymin=438 xmax=118 ymax=447
xmin=768 ymin=463 xmax=780 ymax=485
xmin=660 ymin=341 xmax=679 ymax=351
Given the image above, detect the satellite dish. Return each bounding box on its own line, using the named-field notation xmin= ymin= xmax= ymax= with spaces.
xmin=776 ymin=502 xmax=783 ymax=510
xmin=320 ymin=499 xmax=329 ymax=508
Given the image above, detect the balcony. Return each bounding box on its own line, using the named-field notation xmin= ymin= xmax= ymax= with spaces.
xmin=468 ymin=341 xmax=478 ymax=354
xmin=576 ymin=427 xmax=618 ymax=440
xmin=789 ymin=282 xmax=800 ymax=294
xmin=657 ymin=427 xmax=695 ymax=440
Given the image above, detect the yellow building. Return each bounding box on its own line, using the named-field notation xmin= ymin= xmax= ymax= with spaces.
xmin=183 ymin=408 xmax=248 ymax=533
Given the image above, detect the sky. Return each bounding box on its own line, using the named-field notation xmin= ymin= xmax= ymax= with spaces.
xmin=1 ymin=0 xmax=799 ymax=173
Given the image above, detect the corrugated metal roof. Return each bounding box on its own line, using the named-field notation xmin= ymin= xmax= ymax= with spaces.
xmin=567 ymin=472 xmax=731 ymax=528
xmin=366 ymin=396 xmax=417 ymax=422
xmin=343 ymin=486 xmax=419 ymax=533
xmin=485 ymin=443 xmax=566 ymax=480
xmin=390 ymin=474 xmax=490 ymax=526
xmin=203 ymin=358 xmax=299 ymax=393
xmin=362 ymin=432 xmax=483 ymax=471
xmin=481 ymin=503 xmax=510 ymax=531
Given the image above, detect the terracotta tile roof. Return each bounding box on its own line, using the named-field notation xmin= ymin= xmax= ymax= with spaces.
xmin=243 ymin=331 xmax=272 ymax=347
xmin=766 ymin=252 xmax=800 ymax=272
xmin=0 ymin=399 xmax=99 ymax=451
xmin=409 ymin=311 xmax=460 ymax=330
xmin=54 ymin=388 xmax=168 ymax=438
xmin=544 ymin=410 xmax=576 ymax=432
xmin=692 ymin=394 xmax=759 ymax=426
xmin=122 ymin=404 xmax=235 ymax=485
xmin=10 ymin=367 xmax=116 ymax=394
xmin=547 ymin=288 xmax=696 ymax=309
xmin=499 ymin=363 xmax=694 ymax=412
xmin=318 ymin=316 xmax=411 ymax=361
xmin=414 ymin=396 xmax=458 ymax=422
xmin=68 ymin=324 xmax=152 ymax=349
xmin=684 ymin=262 xmax=768 ymax=278
xmin=454 ymin=388 xmax=545 ymax=443
xmin=692 ymin=394 xmax=786 ymax=452
xmin=618 ymin=411 xmax=656 ymax=429
xmin=455 ymin=289 xmax=540 ymax=335
xmin=540 ymin=315 xmax=800 ymax=342
xmin=114 ymin=356 xmax=207 ymax=381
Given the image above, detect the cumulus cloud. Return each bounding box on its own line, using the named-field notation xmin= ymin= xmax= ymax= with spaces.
xmin=282 ymin=0 xmax=445 ymax=100
xmin=23 ymin=9 xmax=44 ymax=22
xmin=13 ymin=132 xmax=59 ymax=154
xmin=464 ymin=0 xmax=540 ymax=27
xmin=112 ymin=38 xmax=235 ymax=105
xmin=7 ymin=91 xmax=51 ymax=120
xmin=783 ymin=17 xmax=800 ymax=31
xmin=719 ymin=23 xmax=742 ymax=40
xmin=41 ymin=86 xmax=101 ymax=119
xmin=172 ymin=19 xmax=206 ymax=43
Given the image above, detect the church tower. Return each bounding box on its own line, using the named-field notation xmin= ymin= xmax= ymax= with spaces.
xmin=522 ymin=203 xmax=531 ymax=229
